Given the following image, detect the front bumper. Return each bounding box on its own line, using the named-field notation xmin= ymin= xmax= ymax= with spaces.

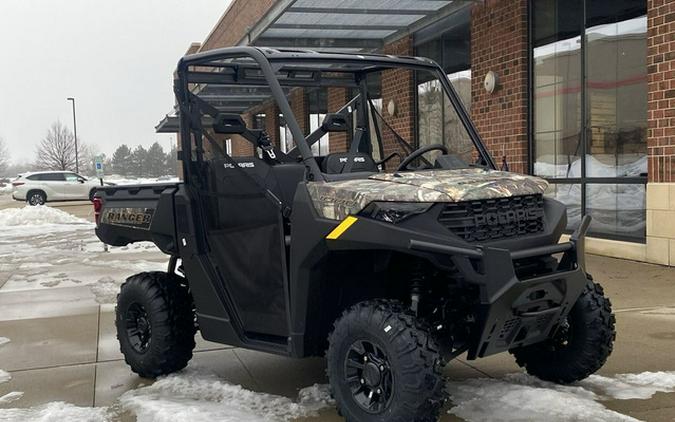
xmin=410 ymin=216 xmax=592 ymax=359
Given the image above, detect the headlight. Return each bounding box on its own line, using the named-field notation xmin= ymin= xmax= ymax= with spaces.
xmin=359 ymin=202 xmax=432 ymax=224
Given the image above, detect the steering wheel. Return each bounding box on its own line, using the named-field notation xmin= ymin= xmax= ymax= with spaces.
xmin=396 ymin=144 xmax=449 ymax=172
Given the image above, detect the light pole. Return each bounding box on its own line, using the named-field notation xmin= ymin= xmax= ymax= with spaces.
xmin=67 ymin=97 xmax=79 ymax=173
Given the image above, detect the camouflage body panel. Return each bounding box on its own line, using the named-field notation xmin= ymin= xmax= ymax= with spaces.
xmin=307 ymin=168 xmax=549 ymax=220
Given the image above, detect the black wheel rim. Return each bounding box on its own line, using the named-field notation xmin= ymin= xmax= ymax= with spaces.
xmin=125 ymin=303 xmax=152 ymax=353
xmin=343 ymin=339 xmax=394 ymax=414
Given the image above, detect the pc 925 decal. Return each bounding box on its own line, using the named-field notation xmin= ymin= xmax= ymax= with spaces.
xmin=101 ymin=207 xmax=155 ymax=230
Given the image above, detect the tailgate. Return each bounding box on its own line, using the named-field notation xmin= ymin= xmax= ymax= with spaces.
xmin=94 ymin=183 xmax=180 ymax=254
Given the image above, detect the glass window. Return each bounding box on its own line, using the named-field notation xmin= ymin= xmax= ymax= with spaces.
xmin=418 ymin=75 xmax=474 ymax=164
xmin=585 ymin=14 xmax=647 ymax=178
xmin=586 ymin=183 xmax=645 ymax=240
xmin=64 ymin=173 xmax=80 ymax=182
xmin=308 ymin=89 xmax=329 ymax=156
xmin=545 ymin=183 xmax=582 ymax=230
xmin=533 ymin=0 xmax=582 ymax=179
xmin=41 ymin=173 xmax=66 ymax=181
xmin=532 ymin=0 xmax=647 ymax=242
xmin=415 ymin=12 xmax=472 ymax=158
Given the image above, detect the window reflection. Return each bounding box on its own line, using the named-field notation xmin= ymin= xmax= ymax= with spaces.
xmin=533 ymin=0 xmax=647 ymax=242
xmin=545 ymin=183 xmax=582 ymax=230
xmin=415 ymin=12 xmax=472 ymax=163
xmin=533 ymin=35 xmax=582 ymax=178
xmin=586 ymin=184 xmax=645 ymax=239
xmin=586 ymin=16 xmax=648 ymax=177
xmin=418 ymin=76 xmax=474 ymax=163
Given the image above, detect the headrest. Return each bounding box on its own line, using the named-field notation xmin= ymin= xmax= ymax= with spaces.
xmin=321 ymin=113 xmax=349 ymax=132
xmin=213 ymin=113 xmax=246 ymax=134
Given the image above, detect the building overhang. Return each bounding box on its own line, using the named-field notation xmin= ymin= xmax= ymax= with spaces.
xmin=240 ymin=0 xmax=475 ymax=52
xmin=156 ymin=0 xmax=477 ymax=133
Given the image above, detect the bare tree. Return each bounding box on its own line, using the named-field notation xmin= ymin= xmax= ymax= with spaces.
xmin=35 ymin=121 xmax=78 ymax=171
xmin=0 ymin=137 xmax=9 ymax=175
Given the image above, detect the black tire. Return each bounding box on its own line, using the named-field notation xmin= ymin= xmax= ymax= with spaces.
xmin=327 ymin=300 xmax=446 ymax=422
xmin=115 ymin=271 xmax=196 ymax=378
xmin=510 ymin=277 xmax=616 ymax=384
xmin=26 ymin=190 xmax=46 ymax=206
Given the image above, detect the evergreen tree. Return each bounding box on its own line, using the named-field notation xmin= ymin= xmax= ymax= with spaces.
xmin=111 ymin=144 xmax=132 ymax=175
xmin=145 ymin=142 xmax=166 ymax=177
xmin=130 ymin=145 xmax=148 ymax=177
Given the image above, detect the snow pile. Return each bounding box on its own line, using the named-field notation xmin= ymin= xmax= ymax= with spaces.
xmin=448 ymin=371 xmax=675 ymax=422
xmin=0 ymin=392 xmax=23 ymax=404
xmin=0 ymin=206 xmax=90 ymax=227
xmin=0 ymin=371 xmax=332 ymax=422
xmin=2 ymin=369 xmax=675 ymax=421
xmin=118 ymin=370 xmax=332 ymax=422
xmin=447 ymin=373 xmax=636 ymax=422
xmin=0 ymin=184 xmax=13 ymax=195
xmin=0 ymin=337 xmax=9 ymax=347
xmin=105 ymin=176 xmax=179 ymax=186
xmin=297 ymin=383 xmax=334 ymax=412
xmin=581 ymin=371 xmax=675 ymax=400
xmin=0 ymin=402 xmax=109 ymax=422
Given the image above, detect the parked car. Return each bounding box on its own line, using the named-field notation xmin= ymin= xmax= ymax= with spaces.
xmin=12 ymin=171 xmax=101 ymax=205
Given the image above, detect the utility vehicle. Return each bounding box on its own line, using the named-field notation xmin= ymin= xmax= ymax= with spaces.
xmin=94 ymin=47 xmax=615 ymax=422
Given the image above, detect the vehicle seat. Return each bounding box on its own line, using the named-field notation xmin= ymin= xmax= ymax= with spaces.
xmin=269 ymin=163 xmax=306 ymax=207
xmin=321 ymin=152 xmax=378 ymax=174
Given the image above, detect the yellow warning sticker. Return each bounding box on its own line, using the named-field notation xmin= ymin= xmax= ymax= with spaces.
xmin=326 ymin=216 xmax=358 ymax=240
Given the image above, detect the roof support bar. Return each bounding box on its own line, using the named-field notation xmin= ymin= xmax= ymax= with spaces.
xmin=254 ymin=37 xmax=383 ymax=50
xmin=285 ymin=7 xmax=435 ymax=15
xmin=270 ymin=23 xmax=404 ymax=31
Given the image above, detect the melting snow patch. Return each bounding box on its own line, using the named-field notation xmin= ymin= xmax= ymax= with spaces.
xmin=89 ymin=277 xmax=121 ymax=304
xmin=0 ymin=392 xmax=23 ymax=404
xmin=447 ymin=373 xmax=637 ymax=422
xmin=0 ymin=337 xmax=9 ymax=347
xmin=0 ymin=370 xmax=11 ymax=385
xmin=0 ymin=206 xmax=91 ymax=227
xmin=581 ymin=371 xmax=675 ymax=400
xmin=0 ymin=402 xmax=109 ymax=422
xmin=297 ymin=383 xmax=334 ymax=412
xmin=117 ymin=370 xmax=332 ymax=422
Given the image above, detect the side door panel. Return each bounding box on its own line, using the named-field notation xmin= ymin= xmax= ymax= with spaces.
xmin=41 ymin=173 xmax=66 ymax=200
xmin=63 ymin=173 xmax=86 ymax=199
xmin=198 ymin=157 xmax=290 ymax=339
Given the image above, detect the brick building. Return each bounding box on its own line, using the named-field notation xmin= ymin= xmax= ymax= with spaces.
xmin=156 ymin=0 xmax=675 ymax=266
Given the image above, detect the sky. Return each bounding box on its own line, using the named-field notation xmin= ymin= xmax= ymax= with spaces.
xmin=0 ymin=0 xmax=230 ymax=164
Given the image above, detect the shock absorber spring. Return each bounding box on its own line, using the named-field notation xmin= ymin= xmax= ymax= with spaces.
xmin=410 ymin=261 xmax=424 ymax=315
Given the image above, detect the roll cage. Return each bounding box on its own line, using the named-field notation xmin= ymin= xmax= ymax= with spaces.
xmin=174 ymin=46 xmax=496 ymax=184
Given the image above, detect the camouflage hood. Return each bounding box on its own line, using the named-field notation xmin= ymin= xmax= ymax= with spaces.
xmin=307 ymin=168 xmax=549 ymax=220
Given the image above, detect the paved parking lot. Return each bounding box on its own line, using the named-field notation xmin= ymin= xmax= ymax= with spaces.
xmin=0 ymin=197 xmax=674 ymax=421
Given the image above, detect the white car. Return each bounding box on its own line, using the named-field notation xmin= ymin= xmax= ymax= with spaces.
xmin=12 ymin=171 xmax=101 ymax=205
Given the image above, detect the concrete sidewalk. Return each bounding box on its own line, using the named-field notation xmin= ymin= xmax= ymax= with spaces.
xmin=1 ymin=254 xmax=674 ymax=421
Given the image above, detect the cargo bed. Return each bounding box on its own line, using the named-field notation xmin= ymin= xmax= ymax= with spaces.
xmin=94 ymin=183 xmax=180 ymax=255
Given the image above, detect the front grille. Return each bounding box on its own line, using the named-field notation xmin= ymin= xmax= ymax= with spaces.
xmin=438 ymin=194 xmax=544 ymax=242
